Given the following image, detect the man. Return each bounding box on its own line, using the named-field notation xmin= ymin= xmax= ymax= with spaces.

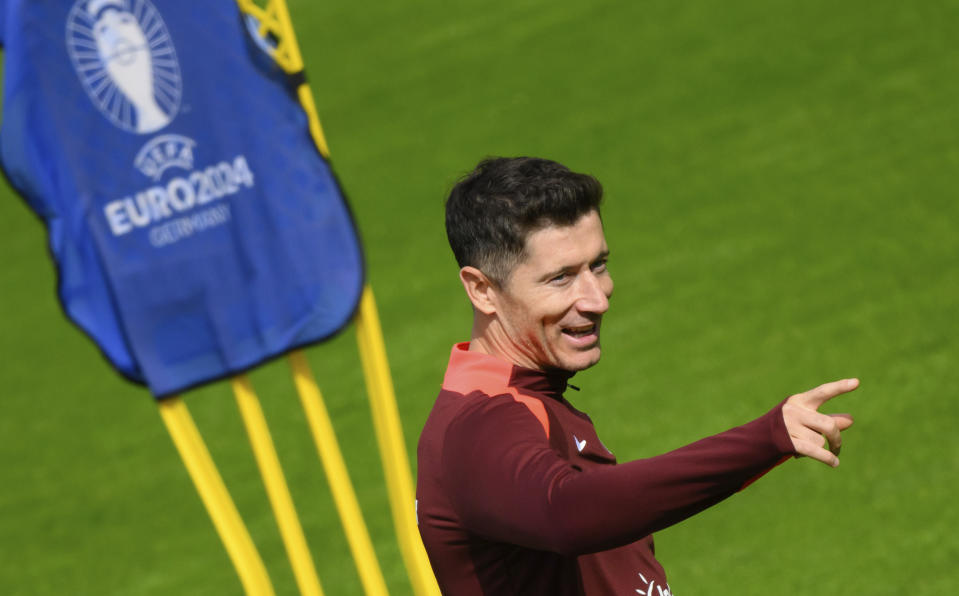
xmin=416 ymin=157 xmax=857 ymax=595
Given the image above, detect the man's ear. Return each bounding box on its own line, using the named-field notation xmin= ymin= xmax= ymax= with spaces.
xmin=459 ymin=266 xmax=498 ymax=316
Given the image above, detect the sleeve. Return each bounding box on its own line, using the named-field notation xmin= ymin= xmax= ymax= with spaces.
xmin=441 ymin=396 xmax=795 ymax=556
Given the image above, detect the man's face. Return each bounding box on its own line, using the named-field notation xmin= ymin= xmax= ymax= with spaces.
xmin=492 ymin=210 xmax=613 ymax=372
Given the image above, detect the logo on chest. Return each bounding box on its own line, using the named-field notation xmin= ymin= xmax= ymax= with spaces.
xmin=573 ymin=434 xmax=587 ymax=453
xmin=636 ymin=572 xmax=672 ymax=595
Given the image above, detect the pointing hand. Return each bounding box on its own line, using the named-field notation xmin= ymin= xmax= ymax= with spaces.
xmin=782 ymin=378 xmax=858 ymax=467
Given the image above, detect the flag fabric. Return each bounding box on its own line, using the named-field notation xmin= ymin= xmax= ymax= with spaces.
xmin=0 ymin=0 xmax=365 ymax=397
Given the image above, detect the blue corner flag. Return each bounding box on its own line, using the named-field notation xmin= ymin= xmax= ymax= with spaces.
xmin=0 ymin=0 xmax=364 ymax=397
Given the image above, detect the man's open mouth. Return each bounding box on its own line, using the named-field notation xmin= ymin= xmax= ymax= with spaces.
xmin=563 ymin=324 xmax=596 ymax=339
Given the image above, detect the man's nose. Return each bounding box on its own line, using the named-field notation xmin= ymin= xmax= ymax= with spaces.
xmin=576 ymin=271 xmax=612 ymax=314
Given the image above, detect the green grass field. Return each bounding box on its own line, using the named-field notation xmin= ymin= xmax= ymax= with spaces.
xmin=2 ymin=0 xmax=957 ymax=593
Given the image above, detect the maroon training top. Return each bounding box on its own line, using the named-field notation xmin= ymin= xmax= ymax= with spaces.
xmin=417 ymin=343 xmax=795 ymax=595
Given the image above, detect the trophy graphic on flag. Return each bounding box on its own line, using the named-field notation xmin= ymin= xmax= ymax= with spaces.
xmin=67 ymin=0 xmax=181 ymax=134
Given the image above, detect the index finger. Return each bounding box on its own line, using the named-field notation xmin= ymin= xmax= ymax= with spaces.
xmin=793 ymin=378 xmax=860 ymax=409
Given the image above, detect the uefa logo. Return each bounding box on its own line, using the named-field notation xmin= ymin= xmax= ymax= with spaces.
xmin=66 ymin=0 xmax=182 ymax=134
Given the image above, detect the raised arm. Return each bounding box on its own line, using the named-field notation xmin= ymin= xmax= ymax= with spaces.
xmin=442 ymin=379 xmax=858 ymax=556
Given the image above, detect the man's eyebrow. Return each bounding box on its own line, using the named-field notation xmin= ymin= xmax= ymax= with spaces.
xmin=540 ymin=250 xmax=611 ymax=281
xmin=588 ymin=250 xmax=611 ymax=266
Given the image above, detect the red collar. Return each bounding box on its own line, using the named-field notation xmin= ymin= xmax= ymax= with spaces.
xmin=441 ymin=342 xmax=574 ymax=438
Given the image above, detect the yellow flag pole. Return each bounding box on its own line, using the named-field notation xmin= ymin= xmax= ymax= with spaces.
xmin=355 ymin=287 xmax=440 ymax=596
xmin=288 ymin=350 xmax=389 ymax=596
xmin=158 ymin=397 xmax=276 ymax=596
xmin=237 ymin=2 xmax=439 ymax=593
xmin=231 ymin=375 xmax=325 ymax=596
xmin=235 ymin=0 xmax=330 ymax=154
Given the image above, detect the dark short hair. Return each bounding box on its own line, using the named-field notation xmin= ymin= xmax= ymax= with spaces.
xmin=445 ymin=157 xmax=603 ymax=285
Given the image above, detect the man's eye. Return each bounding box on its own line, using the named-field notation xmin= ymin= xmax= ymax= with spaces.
xmin=550 ymin=273 xmax=569 ymax=283
xmin=591 ymin=260 xmax=608 ymax=273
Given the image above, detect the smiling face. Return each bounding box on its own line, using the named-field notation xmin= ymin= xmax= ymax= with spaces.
xmin=483 ymin=210 xmax=613 ymax=372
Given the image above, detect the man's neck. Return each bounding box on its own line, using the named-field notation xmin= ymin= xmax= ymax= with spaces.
xmin=468 ymin=316 xmax=540 ymax=370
